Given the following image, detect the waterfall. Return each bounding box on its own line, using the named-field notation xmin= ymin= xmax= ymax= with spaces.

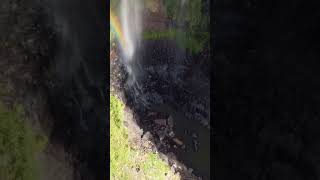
xmin=118 ymin=0 xmax=150 ymax=107
xmin=120 ymin=0 xmax=143 ymax=61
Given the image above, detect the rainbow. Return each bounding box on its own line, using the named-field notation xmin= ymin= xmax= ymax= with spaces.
xmin=110 ymin=9 xmax=126 ymax=50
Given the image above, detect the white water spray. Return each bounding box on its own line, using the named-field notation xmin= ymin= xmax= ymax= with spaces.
xmin=119 ymin=0 xmax=148 ymax=106
xmin=120 ymin=0 xmax=142 ymax=61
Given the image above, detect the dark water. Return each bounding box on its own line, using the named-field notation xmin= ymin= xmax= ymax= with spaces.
xmin=37 ymin=0 xmax=107 ymax=179
xmin=153 ymin=104 xmax=211 ymax=179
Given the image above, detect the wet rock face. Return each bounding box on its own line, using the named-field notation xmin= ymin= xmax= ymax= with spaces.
xmin=40 ymin=0 xmax=107 ymax=179
xmin=123 ymin=40 xmax=210 ymax=128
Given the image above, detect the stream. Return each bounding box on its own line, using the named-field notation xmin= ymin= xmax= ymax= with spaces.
xmin=152 ymin=104 xmax=211 ymax=179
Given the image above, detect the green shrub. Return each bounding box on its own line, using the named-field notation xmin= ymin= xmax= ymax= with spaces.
xmin=0 ymin=102 xmax=47 ymax=180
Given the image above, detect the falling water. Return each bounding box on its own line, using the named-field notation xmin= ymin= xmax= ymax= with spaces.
xmin=120 ymin=0 xmax=142 ymax=61
xmin=118 ymin=0 xmax=150 ymax=107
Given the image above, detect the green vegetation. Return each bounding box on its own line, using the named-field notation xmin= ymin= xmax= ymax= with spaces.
xmin=143 ymin=29 xmax=176 ymax=40
xmin=0 ymin=102 xmax=47 ymax=180
xmin=143 ymin=28 xmax=209 ymax=53
xmin=164 ymin=0 xmax=209 ymax=28
xmin=161 ymin=0 xmax=209 ymax=53
xmin=110 ymin=0 xmax=209 ymax=53
xmin=110 ymin=95 xmax=178 ymax=180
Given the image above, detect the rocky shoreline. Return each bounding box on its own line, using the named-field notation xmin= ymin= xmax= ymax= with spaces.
xmin=110 ymin=38 xmax=210 ymax=179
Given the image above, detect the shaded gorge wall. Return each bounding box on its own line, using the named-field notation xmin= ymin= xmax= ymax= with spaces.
xmin=38 ymin=0 xmax=108 ymax=179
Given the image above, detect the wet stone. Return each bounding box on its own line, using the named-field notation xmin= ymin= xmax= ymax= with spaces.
xmin=169 ymin=131 xmax=175 ymax=137
xmin=167 ymin=116 xmax=174 ymax=128
xmin=142 ymin=131 xmax=152 ymax=140
xmin=193 ymin=140 xmax=199 ymax=152
xmin=154 ymin=118 xmax=167 ymax=126
xmin=173 ymin=138 xmax=183 ymax=146
xmin=158 ymin=131 xmax=166 ymax=141
xmin=147 ymin=112 xmax=157 ymax=116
